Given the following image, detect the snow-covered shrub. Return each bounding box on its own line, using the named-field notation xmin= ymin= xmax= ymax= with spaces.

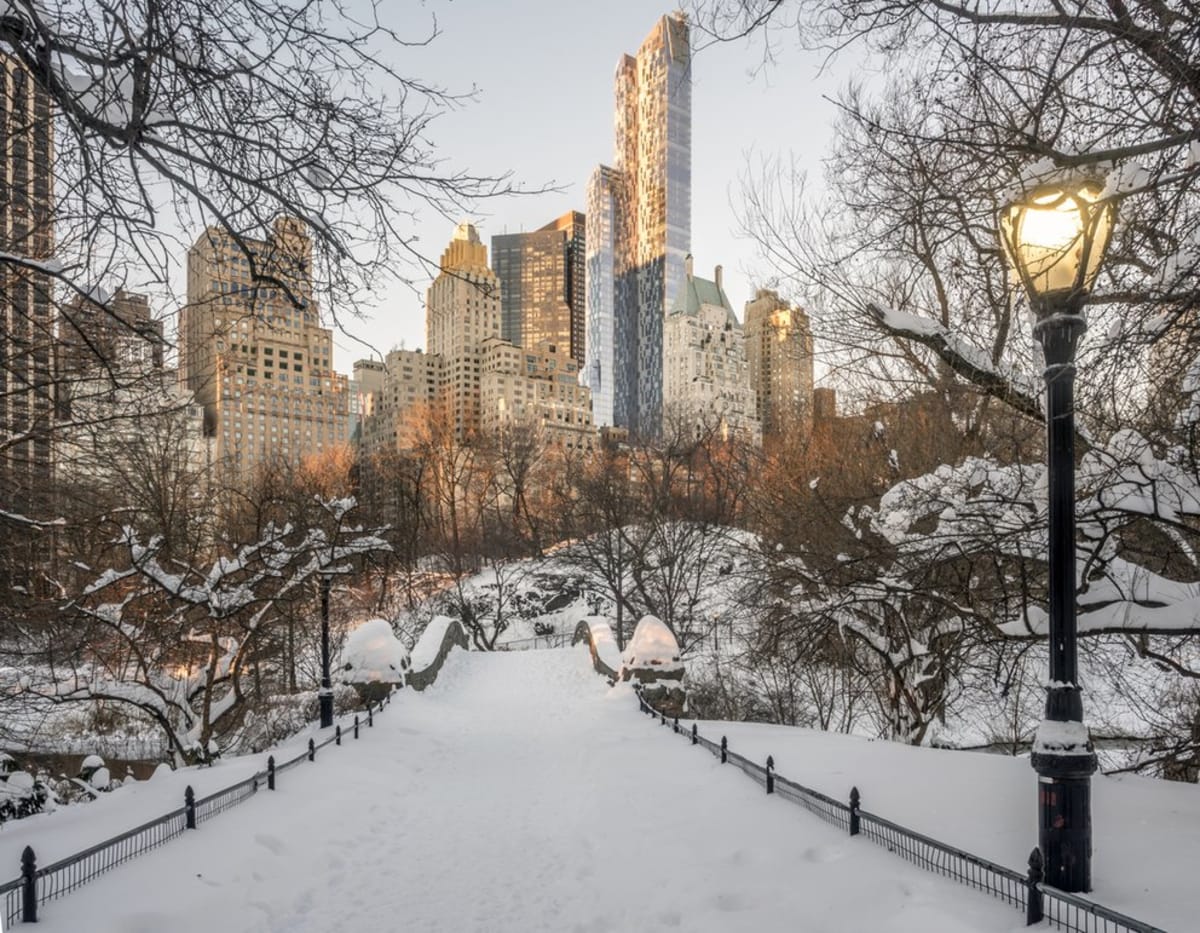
xmin=0 ymin=769 xmax=53 ymax=825
xmin=412 ymin=562 xmax=595 ymax=650
xmin=79 ymin=754 xmax=113 ymax=790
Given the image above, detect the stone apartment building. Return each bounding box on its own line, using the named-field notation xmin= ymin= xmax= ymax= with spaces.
xmin=179 ymin=217 xmax=349 ymax=483
xmin=662 ymin=258 xmax=758 ymax=442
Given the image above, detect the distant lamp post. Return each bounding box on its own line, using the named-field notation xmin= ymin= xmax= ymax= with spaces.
xmin=319 ymin=572 xmax=333 ymax=728
xmin=999 ymin=179 xmax=1115 ymax=893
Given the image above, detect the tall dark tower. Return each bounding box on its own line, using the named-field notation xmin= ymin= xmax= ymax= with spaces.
xmin=491 ymin=210 xmax=587 ymax=365
xmin=1 ymin=55 xmax=55 ymax=520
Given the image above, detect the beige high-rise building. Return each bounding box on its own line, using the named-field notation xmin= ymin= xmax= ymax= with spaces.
xmin=663 ymin=257 xmax=757 ymax=441
xmin=426 ymin=223 xmax=502 ymax=441
xmin=744 ymin=289 xmax=815 ymax=440
xmin=356 ymin=348 xmax=443 ymax=456
xmin=180 ymin=217 xmax=349 ymax=481
xmin=480 ymin=338 xmax=594 ymax=451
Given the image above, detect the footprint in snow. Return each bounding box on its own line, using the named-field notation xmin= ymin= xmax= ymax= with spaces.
xmin=255 ymin=833 xmax=286 ymax=855
xmin=713 ymin=892 xmax=749 ymax=912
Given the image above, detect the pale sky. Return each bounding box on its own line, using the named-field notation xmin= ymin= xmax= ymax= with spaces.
xmin=326 ymin=1 xmax=852 ymax=373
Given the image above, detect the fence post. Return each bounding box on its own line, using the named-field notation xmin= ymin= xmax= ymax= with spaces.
xmin=354 ymin=715 xmax=360 ymax=739
xmin=335 ymin=724 xmax=342 ymax=746
xmin=673 ymin=717 xmax=679 ymax=734
xmin=267 ymin=755 xmax=276 ymax=790
xmin=766 ymin=756 xmax=775 ymax=794
xmin=21 ymin=845 xmax=37 ymax=923
xmin=1026 ymin=848 xmax=1044 ymax=925
xmin=849 ymin=786 xmax=861 ymax=836
xmin=184 ymin=785 xmax=196 ymax=829
xmin=691 ymin=723 xmax=698 ymax=746
xmin=720 ymin=736 xmax=727 ymax=764
xmin=308 ymin=738 xmax=315 ymax=762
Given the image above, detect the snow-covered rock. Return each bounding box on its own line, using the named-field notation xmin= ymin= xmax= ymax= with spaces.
xmin=621 ymin=616 xmax=683 ymax=675
xmin=620 ymin=616 xmax=686 ymax=717
xmin=340 ymin=619 xmax=410 ymax=692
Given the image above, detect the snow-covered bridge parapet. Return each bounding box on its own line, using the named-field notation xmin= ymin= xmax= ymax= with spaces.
xmin=571 ymin=618 xmax=620 ymax=682
xmin=407 ymin=616 xmax=469 ymax=692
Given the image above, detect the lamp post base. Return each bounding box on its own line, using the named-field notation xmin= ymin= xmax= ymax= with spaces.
xmin=1032 ymin=750 xmax=1098 ymax=892
xmin=319 ymin=690 xmax=334 ymax=729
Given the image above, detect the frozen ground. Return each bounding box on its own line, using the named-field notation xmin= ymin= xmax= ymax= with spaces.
xmin=8 ymin=647 xmax=1033 ymax=933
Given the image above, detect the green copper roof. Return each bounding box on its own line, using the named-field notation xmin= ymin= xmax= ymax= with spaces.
xmin=671 ymin=272 xmax=737 ymax=327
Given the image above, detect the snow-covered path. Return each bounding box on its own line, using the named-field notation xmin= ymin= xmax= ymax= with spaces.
xmin=30 ymin=647 xmax=1021 ymax=932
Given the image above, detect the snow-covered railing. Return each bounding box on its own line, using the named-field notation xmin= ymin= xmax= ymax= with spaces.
xmin=634 ymin=693 xmax=1166 ymax=933
xmin=0 ymin=696 xmax=394 ymax=927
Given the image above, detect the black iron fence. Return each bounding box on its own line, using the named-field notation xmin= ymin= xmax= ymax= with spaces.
xmin=636 ymin=693 xmax=1167 ymax=933
xmin=0 ymin=697 xmax=390 ymax=928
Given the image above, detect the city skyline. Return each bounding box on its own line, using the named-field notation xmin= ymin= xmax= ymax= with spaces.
xmin=321 ymin=1 xmax=846 ymax=373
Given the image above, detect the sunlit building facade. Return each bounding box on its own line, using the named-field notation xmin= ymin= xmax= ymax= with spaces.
xmin=585 ymin=166 xmax=620 ymax=428
xmin=744 ymin=289 xmax=815 ymax=440
xmin=584 ymin=12 xmax=691 ymax=438
xmin=480 ymin=338 xmax=594 ymax=451
xmin=426 ymin=222 xmax=502 ymax=441
xmin=663 ymin=258 xmax=758 ymax=442
xmin=180 ymin=218 xmax=350 ymax=482
xmin=492 ymin=211 xmax=586 ymax=366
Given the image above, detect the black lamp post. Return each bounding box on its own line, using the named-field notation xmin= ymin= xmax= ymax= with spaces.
xmin=319 ymin=571 xmax=333 ymax=728
xmin=999 ymin=179 xmax=1115 ymax=893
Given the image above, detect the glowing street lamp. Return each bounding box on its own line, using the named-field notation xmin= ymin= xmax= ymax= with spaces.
xmin=999 ymin=179 xmax=1115 ymax=893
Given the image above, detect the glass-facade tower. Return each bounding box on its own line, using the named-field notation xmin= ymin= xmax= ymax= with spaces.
xmin=584 ymin=12 xmax=691 ymax=437
xmin=492 ymin=211 xmax=586 ymax=365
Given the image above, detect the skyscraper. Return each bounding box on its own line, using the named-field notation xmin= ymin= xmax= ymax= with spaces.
xmin=585 ymin=12 xmax=691 ymax=437
xmin=491 ymin=211 xmax=586 ymax=365
xmin=1 ymin=55 xmax=55 ymax=516
xmin=426 ymin=222 xmax=502 ymax=440
xmin=744 ymin=289 xmax=815 ymax=440
xmin=180 ymin=217 xmax=350 ymax=482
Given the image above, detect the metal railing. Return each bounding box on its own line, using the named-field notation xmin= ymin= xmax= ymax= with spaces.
xmin=635 ymin=693 xmax=1166 ymax=933
xmin=497 ymin=633 xmax=572 ymax=651
xmin=1 ymin=697 xmax=391 ymax=927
